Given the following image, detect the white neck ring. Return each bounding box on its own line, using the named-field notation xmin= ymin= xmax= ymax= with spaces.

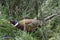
xmin=14 ymin=22 xmax=18 ymax=26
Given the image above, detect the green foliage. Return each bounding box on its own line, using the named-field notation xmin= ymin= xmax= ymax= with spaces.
xmin=0 ymin=0 xmax=60 ymax=40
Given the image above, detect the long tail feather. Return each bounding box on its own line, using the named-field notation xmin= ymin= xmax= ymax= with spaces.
xmin=44 ymin=14 xmax=57 ymax=21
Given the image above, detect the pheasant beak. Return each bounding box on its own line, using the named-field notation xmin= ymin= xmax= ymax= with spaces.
xmin=10 ymin=20 xmax=13 ymax=24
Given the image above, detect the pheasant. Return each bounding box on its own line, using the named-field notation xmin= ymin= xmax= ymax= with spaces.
xmin=10 ymin=14 xmax=57 ymax=32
